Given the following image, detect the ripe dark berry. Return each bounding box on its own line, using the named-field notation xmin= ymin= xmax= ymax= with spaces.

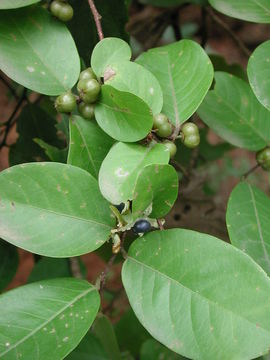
xmin=256 ymin=147 xmax=270 ymax=171
xmin=50 ymin=1 xmax=73 ymax=22
xmin=114 ymin=203 xmax=125 ymax=213
xmin=79 ymin=68 xmax=97 ymax=81
xmin=55 ymin=91 xmax=76 ymax=113
xmin=153 ymin=113 xmax=168 ymax=128
xmin=77 ymin=78 xmax=101 ymax=104
xmin=132 ymin=219 xmax=151 ymax=234
xmin=157 ymin=122 xmax=173 ymax=138
xmin=163 ymin=140 xmax=177 ymax=158
xmin=78 ymin=102 xmax=95 ymax=120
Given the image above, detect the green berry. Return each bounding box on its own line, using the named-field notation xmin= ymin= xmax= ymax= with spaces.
xmin=78 ymin=102 xmax=95 ymax=120
xmin=156 ymin=122 xmax=173 ymax=138
xmin=77 ymin=78 xmax=101 ymax=104
xmin=163 ymin=141 xmax=177 ymax=158
xmin=183 ymin=134 xmax=200 ymax=149
xmin=57 ymin=3 xmax=73 ymax=22
xmin=79 ymin=68 xmax=97 ymax=81
xmin=181 ymin=122 xmax=199 ymax=137
xmin=256 ymin=147 xmax=270 ymax=171
xmin=55 ymin=91 xmax=76 ymax=113
xmin=50 ymin=0 xmax=62 ymax=17
xmin=153 ymin=113 xmax=168 ymax=129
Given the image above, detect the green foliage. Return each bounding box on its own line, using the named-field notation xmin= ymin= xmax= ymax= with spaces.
xmin=28 ymin=258 xmax=71 ymax=283
xmin=0 ymin=0 xmax=40 ymax=9
xmin=0 ymin=6 xmax=80 ymax=95
xmin=0 ymin=241 xmax=18 ymax=292
xmin=0 ymin=278 xmax=100 ymax=359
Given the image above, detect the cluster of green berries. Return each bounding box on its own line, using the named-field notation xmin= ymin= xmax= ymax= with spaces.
xmin=50 ymin=0 xmax=74 ymax=22
xmin=54 ymin=67 xmax=101 ymax=120
xmin=180 ymin=122 xmax=200 ymax=149
xmin=153 ymin=113 xmax=176 ymax=159
xmin=256 ymin=147 xmax=270 ymax=171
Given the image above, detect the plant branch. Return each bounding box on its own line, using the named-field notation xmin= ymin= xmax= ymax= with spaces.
xmin=69 ymin=257 xmax=83 ymax=279
xmin=206 ymin=7 xmax=251 ymax=58
xmin=0 ymin=88 xmax=27 ymax=149
xmin=88 ymin=0 xmax=104 ymax=41
xmin=241 ymin=163 xmax=260 ymax=180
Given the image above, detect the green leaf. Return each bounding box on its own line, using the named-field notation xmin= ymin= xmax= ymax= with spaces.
xmin=0 ymin=278 xmax=100 ymax=359
xmin=227 ymin=182 xmax=270 ymax=275
xmin=9 ymin=104 xmax=62 ymax=166
xmin=197 ymin=72 xmax=270 ymax=151
xmin=104 ymin=61 xmax=163 ymax=115
xmin=208 ymin=0 xmax=270 ymax=23
xmin=91 ymin=37 xmax=131 ymax=78
xmin=67 ymin=116 xmax=115 ymax=179
xmin=122 ymin=228 xmax=270 ymax=359
xmin=139 ymin=0 xmax=207 ymax=6
xmin=0 ymin=0 xmax=40 ymax=9
xmin=140 ymin=339 xmax=187 ymax=359
xmin=136 ymin=39 xmax=213 ymax=126
xmin=132 ymin=164 xmax=178 ymax=218
xmin=115 ymin=308 xmax=150 ymax=357
xmin=28 ymin=257 xmax=71 ymax=283
xmin=95 ymin=85 xmax=153 ymax=142
xmin=248 ymin=40 xmax=270 ymax=111
xmin=66 ymin=331 xmax=109 ymax=360
xmin=0 ymin=6 xmax=80 ymax=95
xmin=0 ymin=240 xmax=18 ymax=292
xmin=0 ymin=162 xmax=114 ymax=257
xmin=34 ymin=139 xmax=67 ymax=163
xmin=99 ymin=142 xmax=170 ymax=204
xmin=68 ymin=2 xmax=129 ymax=65
xmin=92 ymin=314 xmax=121 ymax=360
xmin=210 ymin=54 xmax=247 ymax=81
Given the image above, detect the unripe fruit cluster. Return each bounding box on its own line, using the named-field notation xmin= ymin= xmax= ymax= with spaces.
xmin=153 ymin=113 xmax=173 ymax=138
xmin=256 ymin=147 xmax=270 ymax=171
xmin=181 ymin=122 xmax=200 ymax=149
xmin=50 ymin=0 xmax=73 ymax=22
xmin=54 ymin=67 xmax=101 ymax=120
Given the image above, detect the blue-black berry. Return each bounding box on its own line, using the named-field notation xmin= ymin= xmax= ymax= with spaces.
xmin=133 ymin=219 xmax=151 ymax=234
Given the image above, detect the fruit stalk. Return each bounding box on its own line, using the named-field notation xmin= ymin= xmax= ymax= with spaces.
xmin=88 ymin=0 xmax=104 ymax=41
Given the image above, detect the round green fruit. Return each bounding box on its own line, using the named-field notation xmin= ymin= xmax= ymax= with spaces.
xmin=55 ymin=91 xmax=76 ymax=113
xmin=77 ymin=78 xmax=101 ymax=104
xmin=256 ymin=147 xmax=270 ymax=171
xmin=156 ymin=122 xmax=172 ymax=138
xmin=50 ymin=0 xmax=62 ymax=17
xmin=183 ymin=134 xmax=200 ymax=149
xmin=79 ymin=67 xmax=97 ymax=81
xmin=57 ymin=3 xmax=73 ymax=22
xmin=153 ymin=113 xmax=168 ymax=129
xmin=181 ymin=122 xmax=199 ymax=137
xmin=78 ymin=102 xmax=95 ymax=120
xmin=163 ymin=141 xmax=177 ymax=158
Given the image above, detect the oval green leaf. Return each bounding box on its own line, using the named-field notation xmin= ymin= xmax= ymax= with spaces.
xmin=208 ymin=0 xmax=270 ymax=23
xmin=0 ymin=0 xmax=40 ymax=9
xmin=0 ymin=6 xmax=80 ymax=95
xmin=67 ymin=116 xmax=115 ymax=179
xmin=91 ymin=37 xmax=131 ymax=78
xmin=0 ymin=240 xmax=18 ymax=292
xmin=0 ymin=278 xmax=100 ymax=359
xmin=95 ymin=85 xmax=153 ymax=142
xmin=122 ymin=228 xmax=270 ymax=359
xmin=227 ymin=182 xmax=270 ymax=275
xmin=0 ymin=162 xmax=114 ymax=257
xmin=132 ymin=164 xmax=179 ymax=219
xmin=136 ymin=39 xmax=213 ymax=126
xmin=198 ymin=72 xmax=270 ymax=150
xmin=99 ymin=142 xmax=170 ymax=204
xmin=140 ymin=339 xmax=187 ymax=360
xmin=248 ymin=40 xmax=270 ymax=111
xmin=104 ymin=61 xmax=163 ymax=115
xmin=139 ymin=0 xmax=206 ymax=5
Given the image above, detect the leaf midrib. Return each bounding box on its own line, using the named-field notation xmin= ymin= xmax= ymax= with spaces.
xmin=0 ymin=287 xmax=96 ymax=357
xmin=128 ymin=256 xmax=270 ymax=334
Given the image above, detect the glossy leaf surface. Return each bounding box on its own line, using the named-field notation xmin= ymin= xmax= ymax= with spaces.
xmin=0 ymin=0 xmax=40 ymax=9
xmin=0 ymin=163 xmax=114 ymax=257
xmin=122 ymin=229 xmax=270 ymax=359
xmin=99 ymin=142 xmax=170 ymax=204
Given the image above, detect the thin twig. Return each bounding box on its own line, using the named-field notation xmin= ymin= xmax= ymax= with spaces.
xmin=0 ymin=88 xmax=27 ymax=149
xmin=69 ymin=257 xmax=83 ymax=279
xmin=88 ymin=0 xmax=104 ymax=41
xmin=157 ymin=219 xmax=164 ymax=230
xmin=241 ymin=163 xmax=260 ymax=180
xmin=207 ymin=7 xmax=251 ymax=58
xmin=201 ymin=7 xmax=208 ymax=48
xmin=99 ymin=253 xmax=117 ymax=293
xmin=170 ymin=159 xmax=189 ymax=179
